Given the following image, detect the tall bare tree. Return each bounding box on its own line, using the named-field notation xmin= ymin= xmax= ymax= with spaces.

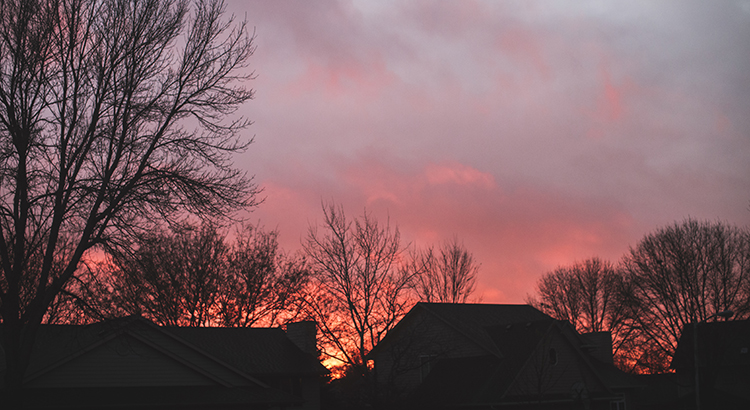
xmin=303 ymin=204 xmax=414 ymax=373
xmin=410 ymin=236 xmax=479 ymax=303
xmin=527 ymin=258 xmax=634 ymax=369
xmin=530 ymin=258 xmax=626 ymax=332
xmin=216 ymin=224 xmax=310 ymax=327
xmin=621 ymin=219 xmax=750 ymax=373
xmin=0 ymin=0 xmax=256 ymax=399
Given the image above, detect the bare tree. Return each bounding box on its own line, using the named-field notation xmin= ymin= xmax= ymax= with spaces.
xmin=530 ymin=258 xmax=625 ymax=332
xmin=410 ymin=237 xmax=479 ymax=303
xmin=527 ymin=258 xmax=634 ymax=370
xmin=42 ymin=259 xmax=114 ymax=325
xmin=0 ymin=0 xmax=256 ymax=399
xmin=620 ymin=219 xmax=750 ymax=373
xmin=216 ymin=224 xmax=310 ymax=327
xmin=67 ymin=223 xmax=309 ymax=328
xmin=303 ymin=204 xmax=414 ymax=373
xmin=107 ymin=223 xmax=229 ymax=326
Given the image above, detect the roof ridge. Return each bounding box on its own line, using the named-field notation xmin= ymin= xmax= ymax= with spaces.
xmin=420 ymin=303 xmax=504 ymax=358
xmin=166 ymin=326 xmax=328 ymax=375
xmin=137 ymin=323 xmax=270 ymax=387
xmin=24 ymin=318 xmax=270 ymax=388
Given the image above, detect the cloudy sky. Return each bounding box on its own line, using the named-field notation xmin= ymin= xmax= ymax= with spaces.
xmin=226 ymin=0 xmax=750 ymax=303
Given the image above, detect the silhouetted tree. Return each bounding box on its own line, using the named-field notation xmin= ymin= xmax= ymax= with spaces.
xmin=42 ymin=258 xmax=115 ymax=325
xmin=620 ymin=219 xmax=750 ymax=373
xmin=216 ymin=224 xmax=310 ymax=327
xmin=303 ymin=204 xmax=414 ymax=374
xmin=530 ymin=258 xmax=625 ymax=332
xmin=72 ymin=223 xmax=309 ymax=327
xmin=527 ymin=258 xmax=634 ymax=370
xmin=0 ymin=0 xmax=256 ymax=400
xmin=108 ymin=223 xmax=229 ymax=326
xmin=410 ymin=236 xmax=479 ymax=303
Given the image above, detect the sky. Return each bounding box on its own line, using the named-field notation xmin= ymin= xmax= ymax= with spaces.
xmin=225 ymin=0 xmax=750 ymax=303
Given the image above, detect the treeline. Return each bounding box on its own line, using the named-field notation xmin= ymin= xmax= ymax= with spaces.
xmin=39 ymin=211 xmax=750 ymax=377
xmin=53 ymin=223 xmax=309 ymax=328
xmin=528 ymin=218 xmax=750 ymax=373
xmin=49 ymin=203 xmax=480 ymax=376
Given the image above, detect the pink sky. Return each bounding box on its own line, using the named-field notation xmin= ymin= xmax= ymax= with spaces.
xmin=227 ymin=0 xmax=750 ymax=303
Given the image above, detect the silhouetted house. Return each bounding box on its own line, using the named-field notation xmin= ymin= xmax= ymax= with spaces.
xmin=0 ymin=316 xmax=328 ymax=410
xmin=668 ymin=319 xmax=750 ymax=410
xmin=368 ymin=302 xmax=640 ymax=409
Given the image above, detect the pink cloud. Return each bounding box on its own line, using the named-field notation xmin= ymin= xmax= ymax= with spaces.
xmin=583 ymin=59 xmax=639 ymax=139
xmin=252 ymin=152 xmax=637 ymax=304
xmin=283 ymin=52 xmax=397 ymax=99
xmin=495 ymin=25 xmax=551 ymax=81
xmin=425 ymin=162 xmax=496 ymax=189
xmin=595 ymin=62 xmax=638 ymax=123
xmin=236 ymin=0 xmax=750 ymax=304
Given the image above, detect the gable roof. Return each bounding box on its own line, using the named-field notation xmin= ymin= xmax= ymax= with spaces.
xmin=369 ymin=302 xmax=552 ymax=358
xmin=165 ymin=325 xmax=326 ymax=376
xmin=408 ymin=318 xmax=630 ymax=407
xmin=0 ymin=316 xmax=332 ymax=409
xmin=482 ymin=319 xmax=560 ymax=397
xmin=407 ymin=319 xmax=558 ymax=406
xmin=418 ymin=303 xmax=553 ymax=326
xmin=420 ymin=303 xmax=554 ymax=356
xmin=0 ymin=316 xmax=327 ymax=388
xmin=371 ymin=303 xmax=642 ymax=408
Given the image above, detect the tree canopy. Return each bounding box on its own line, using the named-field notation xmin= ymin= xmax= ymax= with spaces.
xmin=0 ymin=0 xmax=256 ymax=399
xmin=530 ymin=219 xmax=750 ymax=373
xmin=621 ymin=219 xmax=750 ymax=372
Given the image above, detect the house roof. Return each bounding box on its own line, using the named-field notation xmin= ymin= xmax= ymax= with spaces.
xmin=420 ymin=303 xmax=554 ymax=357
xmin=417 ymin=303 xmax=553 ymax=327
xmin=380 ymin=303 xmax=640 ymax=408
xmin=164 ymin=325 xmax=326 ymax=376
xmin=369 ymin=302 xmax=552 ymax=358
xmin=0 ymin=315 xmax=327 ymax=388
xmin=671 ymin=319 xmax=750 ymax=369
xmin=408 ymin=319 xmax=563 ymax=406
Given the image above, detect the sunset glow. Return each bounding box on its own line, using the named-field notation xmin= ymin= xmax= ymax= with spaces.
xmin=232 ymin=0 xmax=750 ymax=303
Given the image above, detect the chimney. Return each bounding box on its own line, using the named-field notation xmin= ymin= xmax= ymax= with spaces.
xmin=285 ymin=320 xmax=318 ymax=357
xmin=581 ymin=331 xmax=614 ymax=364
